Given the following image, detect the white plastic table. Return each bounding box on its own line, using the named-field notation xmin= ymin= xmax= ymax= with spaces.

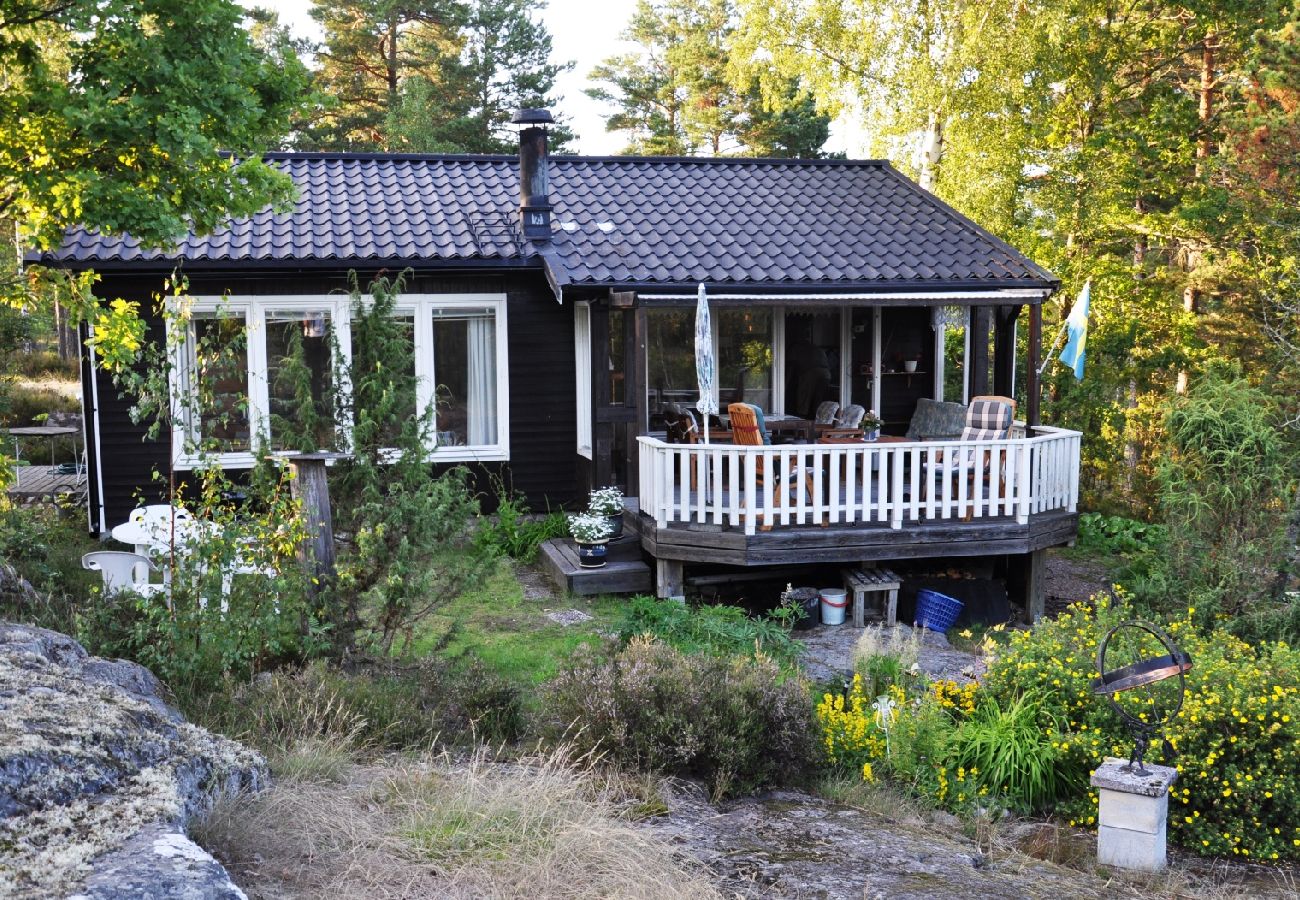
xmin=110 ymin=517 xmax=206 ymax=557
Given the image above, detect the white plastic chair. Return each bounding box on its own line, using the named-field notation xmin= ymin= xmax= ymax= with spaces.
xmin=82 ymin=551 xmax=170 ymax=605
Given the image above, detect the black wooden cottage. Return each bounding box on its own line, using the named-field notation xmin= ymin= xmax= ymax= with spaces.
xmin=41 ymin=113 xmax=1078 ymax=616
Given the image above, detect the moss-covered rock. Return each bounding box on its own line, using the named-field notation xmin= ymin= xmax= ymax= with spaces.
xmin=0 ymin=623 xmax=266 ymax=898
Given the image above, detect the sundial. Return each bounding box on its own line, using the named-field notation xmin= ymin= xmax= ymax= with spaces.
xmin=1089 ymin=620 xmax=1192 ymax=776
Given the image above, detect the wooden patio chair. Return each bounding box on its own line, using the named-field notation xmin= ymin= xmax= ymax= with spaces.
xmin=728 ymin=403 xmax=814 ymax=530
xmin=922 ymin=395 xmax=1017 ymax=519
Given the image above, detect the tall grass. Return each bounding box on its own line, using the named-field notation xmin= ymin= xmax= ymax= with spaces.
xmin=195 ymin=746 xmax=720 ymax=900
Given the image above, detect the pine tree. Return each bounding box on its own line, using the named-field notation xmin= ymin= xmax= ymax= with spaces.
xmin=387 ymin=0 xmax=574 ymax=154
xmin=306 ymin=0 xmax=467 ymax=150
xmin=587 ymin=0 xmax=828 ymax=157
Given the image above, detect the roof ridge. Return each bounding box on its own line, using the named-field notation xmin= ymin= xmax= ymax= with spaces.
xmin=258 ymin=151 xmax=889 ymax=167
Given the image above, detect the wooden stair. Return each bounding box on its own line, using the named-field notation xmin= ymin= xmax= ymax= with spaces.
xmin=539 ymin=535 xmax=652 ymax=596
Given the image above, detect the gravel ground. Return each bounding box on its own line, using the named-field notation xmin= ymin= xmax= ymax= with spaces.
xmin=1044 ymin=550 xmax=1113 ymax=617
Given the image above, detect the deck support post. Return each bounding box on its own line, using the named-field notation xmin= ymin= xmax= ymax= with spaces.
xmin=969 ymin=306 xmax=991 ymax=398
xmin=655 ymin=557 xmax=684 ymax=600
xmin=1027 ymin=302 xmax=1042 ymax=428
xmin=993 ymin=305 xmax=1019 ymax=398
xmin=1018 ymin=547 xmax=1047 ymax=624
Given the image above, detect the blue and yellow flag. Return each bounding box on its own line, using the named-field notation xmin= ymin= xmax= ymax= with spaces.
xmin=1058 ymin=281 xmax=1091 ymax=381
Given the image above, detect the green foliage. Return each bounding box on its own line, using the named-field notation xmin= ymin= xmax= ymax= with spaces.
xmin=616 ymin=595 xmax=801 ymax=667
xmin=2 ymin=0 xmax=306 ymax=253
xmin=1076 ymin=512 xmax=1167 ymax=558
xmin=474 ymin=480 xmax=567 ymax=563
xmin=952 ymin=693 xmax=1076 ymax=815
xmin=308 ymin=0 xmax=572 ymax=153
xmin=547 ymin=636 xmax=819 ymax=798
xmin=327 ymin=273 xmax=492 ymax=655
xmin=587 ymin=0 xmax=829 ymax=157
xmin=386 ymin=0 xmax=575 ymax=154
xmin=82 ymin=462 xmax=320 ymax=703
xmin=0 ymin=502 xmax=97 ymax=633
xmin=1146 ymin=372 xmax=1296 ymax=619
xmin=983 ymin=593 xmax=1300 ymax=860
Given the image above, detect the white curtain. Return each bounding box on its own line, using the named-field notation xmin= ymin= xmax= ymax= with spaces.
xmin=467 ymin=316 xmax=497 ymax=445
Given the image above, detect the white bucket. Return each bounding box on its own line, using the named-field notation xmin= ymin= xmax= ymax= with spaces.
xmin=820 ymin=588 xmax=848 ymax=626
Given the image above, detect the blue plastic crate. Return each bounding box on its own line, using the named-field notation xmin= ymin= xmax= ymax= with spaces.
xmin=914 ymin=589 xmax=964 ymax=633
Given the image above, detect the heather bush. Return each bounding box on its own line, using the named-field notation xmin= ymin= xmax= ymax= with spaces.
xmin=546 ymin=636 xmax=818 ymax=798
xmin=193 ymin=658 xmax=525 ymax=755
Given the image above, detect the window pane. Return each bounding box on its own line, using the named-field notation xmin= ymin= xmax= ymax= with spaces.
xmin=717 ymin=309 xmax=772 ymax=412
xmin=646 ymin=309 xmax=694 ymax=427
xmin=784 ymin=310 xmax=840 ymax=419
xmin=266 ymin=310 xmax=336 ymax=451
xmin=350 ymin=313 xmax=417 ymax=449
xmin=432 ymin=310 xmax=497 ymax=447
xmin=190 ymin=314 xmax=251 ymax=453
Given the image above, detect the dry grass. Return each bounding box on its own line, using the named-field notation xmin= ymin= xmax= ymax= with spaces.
xmin=193 ymin=745 xmax=720 ymax=900
xmin=852 ymin=624 xmax=924 ymax=674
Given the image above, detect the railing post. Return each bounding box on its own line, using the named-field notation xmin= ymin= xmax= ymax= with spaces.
xmin=1017 ymin=437 xmax=1032 ymax=524
xmin=890 ymin=446 xmax=904 ymax=529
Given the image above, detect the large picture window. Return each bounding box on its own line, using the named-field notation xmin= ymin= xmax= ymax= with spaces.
xmin=171 ymin=294 xmax=509 ymax=468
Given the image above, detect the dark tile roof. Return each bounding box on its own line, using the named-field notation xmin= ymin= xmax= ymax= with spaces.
xmin=38 ymin=154 xmax=1056 ymax=292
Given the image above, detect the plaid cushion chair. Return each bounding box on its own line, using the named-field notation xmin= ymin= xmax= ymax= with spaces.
xmin=923 ymin=395 xmax=1017 ymax=518
xmin=961 ymin=396 xmax=1015 ymax=442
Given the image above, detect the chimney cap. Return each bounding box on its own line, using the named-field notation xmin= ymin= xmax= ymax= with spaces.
xmin=511 ymin=108 xmax=555 ymax=126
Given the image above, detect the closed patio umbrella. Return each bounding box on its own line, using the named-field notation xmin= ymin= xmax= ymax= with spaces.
xmin=694 ymin=283 xmax=717 ymax=443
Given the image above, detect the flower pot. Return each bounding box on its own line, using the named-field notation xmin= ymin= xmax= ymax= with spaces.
xmin=864 ymin=428 xmax=881 ymax=442
xmin=903 ymin=360 xmax=918 ymax=373
xmin=576 ymin=540 xmax=608 ymax=568
xmin=604 ymin=514 xmax=624 ymax=539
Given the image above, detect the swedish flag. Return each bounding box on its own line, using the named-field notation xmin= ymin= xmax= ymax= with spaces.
xmin=1058 ymin=281 xmax=1091 ymax=381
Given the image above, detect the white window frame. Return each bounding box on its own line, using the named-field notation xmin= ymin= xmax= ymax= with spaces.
xmin=575 ymin=302 xmax=592 ymax=459
xmin=169 ymin=293 xmax=509 ymax=469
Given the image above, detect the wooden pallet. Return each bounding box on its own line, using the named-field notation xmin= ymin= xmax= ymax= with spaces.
xmin=539 ymin=537 xmax=652 ymax=597
xmin=841 ymin=566 xmax=902 ymax=627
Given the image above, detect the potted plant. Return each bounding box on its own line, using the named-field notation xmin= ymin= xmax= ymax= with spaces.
xmin=862 ymin=410 xmax=883 ymax=442
xmin=589 ymin=485 xmax=625 ymax=539
xmin=568 ymin=512 xmax=614 ymax=568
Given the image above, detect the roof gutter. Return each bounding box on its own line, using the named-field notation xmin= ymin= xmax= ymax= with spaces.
xmin=631 ymin=287 xmax=1054 ymax=304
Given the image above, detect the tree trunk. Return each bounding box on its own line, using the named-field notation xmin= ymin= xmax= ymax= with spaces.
xmin=1176 ymin=37 xmax=1216 ymax=396
xmin=918 ymin=111 xmax=943 ymax=192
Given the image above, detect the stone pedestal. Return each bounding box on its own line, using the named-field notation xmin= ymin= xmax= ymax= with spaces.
xmin=1090 ymin=756 xmax=1179 ymax=871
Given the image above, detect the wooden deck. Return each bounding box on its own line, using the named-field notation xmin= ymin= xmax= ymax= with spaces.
xmin=539 ymin=534 xmax=652 ymax=596
xmin=626 ymin=496 xmax=1077 ymax=567
xmin=5 ymin=466 xmax=86 ymax=503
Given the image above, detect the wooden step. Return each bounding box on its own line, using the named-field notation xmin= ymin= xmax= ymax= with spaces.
xmin=539 ymin=536 xmax=652 ymax=597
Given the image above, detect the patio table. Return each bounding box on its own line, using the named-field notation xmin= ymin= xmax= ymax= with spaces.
xmin=6 ymin=425 xmax=79 ymax=474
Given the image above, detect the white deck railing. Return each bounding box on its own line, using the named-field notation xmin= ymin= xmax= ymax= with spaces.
xmin=637 ymin=426 xmax=1081 ymax=536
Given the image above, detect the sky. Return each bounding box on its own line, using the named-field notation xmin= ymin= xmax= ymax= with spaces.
xmin=246 ymin=0 xmax=861 ymax=156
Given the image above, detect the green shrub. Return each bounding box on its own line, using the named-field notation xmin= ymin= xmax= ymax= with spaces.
xmin=0 ymin=502 xmax=97 ymax=634
xmin=327 ymin=274 xmax=493 ymax=654
xmin=1149 ymin=372 xmax=1296 ymax=620
xmin=10 ymin=350 xmax=80 ymax=380
xmin=617 ymin=596 xmax=801 ymax=667
xmin=474 ymin=479 xmax=568 ymax=562
xmin=983 ymin=593 xmax=1300 ymax=860
xmin=0 ymin=384 xmax=80 ymax=428
xmin=1076 ymin=512 xmax=1166 ymax=557
xmin=952 ymin=693 xmax=1078 ymax=814
xmin=546 ymin=636 xmax=818 ymax=798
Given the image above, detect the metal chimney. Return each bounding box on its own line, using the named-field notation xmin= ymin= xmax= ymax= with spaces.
xmin=512 ymin=108 xmax=554 ymax=243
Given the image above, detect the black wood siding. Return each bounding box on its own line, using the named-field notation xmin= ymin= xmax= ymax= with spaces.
xmin=84 ymin=268 xmax=578 ymax=532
